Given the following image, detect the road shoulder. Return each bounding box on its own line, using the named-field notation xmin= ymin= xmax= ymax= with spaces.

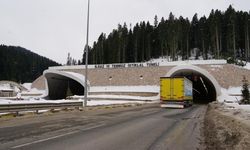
xmin=204 ymin=102 xmax=250 ymax=150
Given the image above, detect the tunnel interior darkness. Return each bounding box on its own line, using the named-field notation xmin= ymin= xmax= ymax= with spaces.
xmin=45 ymin=73 xmax=84 ymax=100
xmin=170 ymin=71 xmax=217 ymax=104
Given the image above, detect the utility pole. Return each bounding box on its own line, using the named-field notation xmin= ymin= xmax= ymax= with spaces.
xmin=84 ymin=0 xmax=90 ymax=107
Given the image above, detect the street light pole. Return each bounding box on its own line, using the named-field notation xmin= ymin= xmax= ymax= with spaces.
xmin=84 ymin=0 xmax=90 ymax=107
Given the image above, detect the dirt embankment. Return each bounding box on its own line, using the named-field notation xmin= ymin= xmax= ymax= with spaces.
xmin=204 ymin=102 xmax=250 ymax=150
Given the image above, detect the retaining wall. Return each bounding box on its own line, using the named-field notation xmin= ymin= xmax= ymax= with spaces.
xmin=32 ymin=64 xmax=250 ymax=90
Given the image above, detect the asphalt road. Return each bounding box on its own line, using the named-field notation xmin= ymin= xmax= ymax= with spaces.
xmin=0 ymin=104 xmax=207 ymax=150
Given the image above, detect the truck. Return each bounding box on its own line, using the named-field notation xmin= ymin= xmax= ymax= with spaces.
xmin=160 ymin=77 xmax=193 ymax=108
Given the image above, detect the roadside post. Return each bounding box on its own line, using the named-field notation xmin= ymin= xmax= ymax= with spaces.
xmin=84 ymin=0 xmax=90 ymax=107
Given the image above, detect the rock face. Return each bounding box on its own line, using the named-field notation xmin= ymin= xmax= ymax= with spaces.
xmin=32 ymin=64 xmax=250 ymax=91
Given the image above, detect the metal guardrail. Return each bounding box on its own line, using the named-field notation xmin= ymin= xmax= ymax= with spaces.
xmin=0 ymin=102 xmax=83 ymax=114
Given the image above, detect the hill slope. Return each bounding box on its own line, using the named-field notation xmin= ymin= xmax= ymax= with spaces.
xmin=0 ymin=45 xmax=60 ymax=83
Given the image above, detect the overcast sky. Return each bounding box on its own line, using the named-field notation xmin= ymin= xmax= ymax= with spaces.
xmin=0 ymin=0 xmax=249 ymax=64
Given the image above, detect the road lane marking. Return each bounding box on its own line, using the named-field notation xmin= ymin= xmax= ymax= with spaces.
xmin=79 ymin=123 xmax=106 ymax=132
xmin=11 ymin=123 xmax=106 ymax=149
xmin=11 ymin=131 xmax=78 ymax=149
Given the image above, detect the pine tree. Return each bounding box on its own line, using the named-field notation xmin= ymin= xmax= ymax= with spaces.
xmin=225 ymin=5 xmax=237 ymax=60
xmin=190 ymin=13 xmax=199 ymax=49
xmin=66 ymin=53 xmax=71 ymax=65
xmin=167 ymin=12 xmax=179 ymax=61
xmin=126 ymin=29 xmax=134 ymax=62
xmin=86 ymin=5 xmax=250 ymax=65
xmin=145 ymin=21 xmax=153 ymax=60
xmin=241 ymin=76 xmax=250 ymax=104
xmin=154 ymin=15 xmax=158 ymax=28
xmin=244 ymin=12 xmax=250 ymax=61
xmin=199 ymin=16 xmax=207 ymax=59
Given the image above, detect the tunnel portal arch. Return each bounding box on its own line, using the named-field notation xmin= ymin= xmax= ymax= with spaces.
xmin=166 ymin=65 xmax=221 ymax=103
xmin=43 ymin=70 xmax=90 ymax=100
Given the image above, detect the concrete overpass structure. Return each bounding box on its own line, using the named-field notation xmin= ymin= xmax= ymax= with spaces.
xmin=43 ymin=70 xmax=89 ymax=100
xmin=32 ymin=60 xmax=250 ymax=102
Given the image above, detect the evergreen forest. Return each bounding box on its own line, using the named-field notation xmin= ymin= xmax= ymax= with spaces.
xmin=0 ymin=45 xmax=60 ymax=83
xmin=85 ymin=5 xmax=250 ymax=65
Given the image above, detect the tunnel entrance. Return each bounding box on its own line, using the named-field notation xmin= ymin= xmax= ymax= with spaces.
xmin=44 ymin=70 xmax=87 ymax=100
xmin=45 ymin=73 xmax=84 ymax=99
xmin=166 ymin=65 xmax=221 ymax=104
xmin=171 ymin=72 xmax=216 ymax=104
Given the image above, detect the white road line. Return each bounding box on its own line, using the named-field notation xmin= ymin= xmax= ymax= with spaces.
xmin=79 ymin=123 xmax=106 ymax=132
xmin=11 ymin=131 xmax=78 ymax=149
xmin=11 ymin=123 xmax=106 ymax=149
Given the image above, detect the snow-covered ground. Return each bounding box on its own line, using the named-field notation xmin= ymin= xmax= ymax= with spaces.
xmin=0 ymin=85 xmax=159 ymax=106
xmin=0 ymin=83 xmax=20 ymax=93
xmin=0 ymin=84 xmax=13 ymax=91
xmin=148 ymin=58 xmax=226 ymax=66
xmin=2 ymin=85 xmax=249 ymax=112
xmin=86 ymin=100 xmax=149 ymax=106
xmin=21 ymin=88 xmax=46 ymax=96
xmin=218 ymin=87 xmax=242 ymax=103
xmin=22 ymin=83 xmax=32 ymax=90
xmin=90 ymin=85 xmax=159 ymax=93
xmin=73 ymin=94 xmax=159 ymax=101
xmin=0 ymin=98 xmax=151 ymax=105
xmin=244 ymin=62 xmax=250 ymax=70
xmin=218 ymin=86 xmax=250 ymax=112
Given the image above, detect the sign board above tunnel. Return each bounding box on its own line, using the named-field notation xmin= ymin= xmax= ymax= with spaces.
xmin=48 ymin=60 xmax=227 ymax=70
xmin=94 ymin=62 xmax=159 ymax=69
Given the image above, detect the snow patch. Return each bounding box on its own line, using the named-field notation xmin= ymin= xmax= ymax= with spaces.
xmin=73 ymin=94 xmax=159 ymax=101
xmin=243 ymin=62 xmax=250 ymax=70
xmin=147 ymin=59 xmax=226 ymax=66
xmin=22 ymin=83 xmax=32 ymax=90
xmin=86 ymin=100 xmax=148 ymax=106
xmin=0 ymin=83 xmax=21 ymax=94
xmin=218 ymin=86 xmax=250 ymax=112
xmin=0 ymin=84 xmax=15 ymax=91
xmin=0 ymin=98 xmax=152 ymax=106
xmin=90 ymin=86 xmax=159 ymax=93
xmin=210 ymin=65 xmax=223 ymax=68
xmin=218 ymin=87 xmax=242 ymax=103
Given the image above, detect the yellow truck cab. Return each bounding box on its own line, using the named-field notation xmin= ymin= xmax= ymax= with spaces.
xmin=160 ymin=77 xmax=193 ymax=108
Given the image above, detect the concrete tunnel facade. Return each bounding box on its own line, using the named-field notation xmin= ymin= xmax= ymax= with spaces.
xmin=43 ymin=70 xmax=89 ymax=100
xmin=166 ymin=65 xmax=221 ymax=103
xmin=43 ymin=64 xmax=222 ymax=101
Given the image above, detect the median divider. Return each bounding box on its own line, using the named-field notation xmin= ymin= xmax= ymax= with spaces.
xmin=0 ymin=102 xmax=83 ymax=116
